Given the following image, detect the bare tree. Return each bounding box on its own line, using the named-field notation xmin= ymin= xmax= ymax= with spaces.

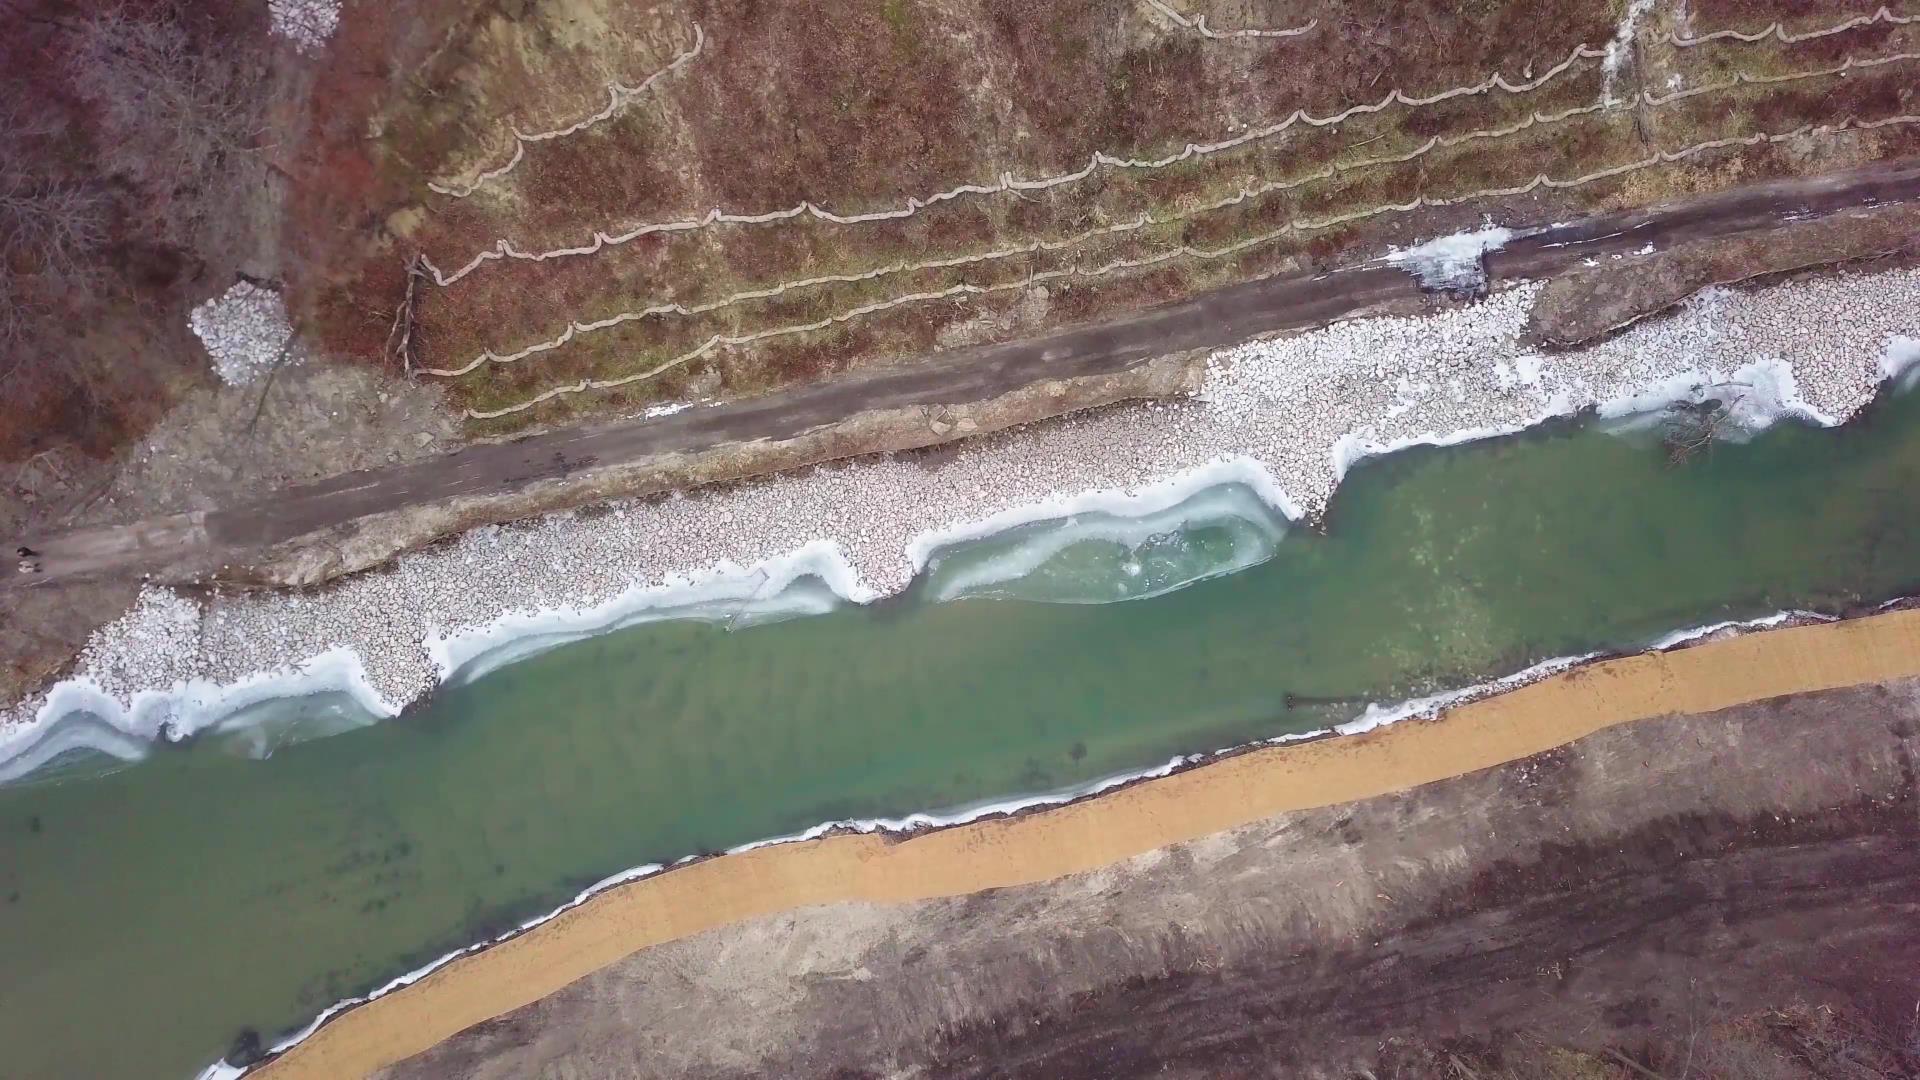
xmin=3 ymin=0 xmax=265 ymax=372
xmin=0 ymin=274 xmax=46 ymax=379
xmin=0 ymin=99 xmax=110 ymax=387
xmin=63 ymin=0 xmax=269 ymax=259
xmin=0 ymin=0 xmax=284 ymax=461
xmin=0 ymin=170 xmax=110 ymax=282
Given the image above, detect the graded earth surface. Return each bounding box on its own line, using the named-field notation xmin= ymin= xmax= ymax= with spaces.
xmin=377 ymin=673 xmax=1920 ymax=1080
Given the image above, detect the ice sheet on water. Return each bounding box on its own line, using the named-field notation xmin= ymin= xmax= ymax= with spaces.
xmin=920 ymin=481 xmax=1289 ymax=605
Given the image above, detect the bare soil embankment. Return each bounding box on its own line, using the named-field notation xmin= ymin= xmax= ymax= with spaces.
xmin=255 ymin=607 xmax=1920 ymax=1080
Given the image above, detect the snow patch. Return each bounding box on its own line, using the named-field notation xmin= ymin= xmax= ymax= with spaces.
xmin=1335 ymin=653 xmax=1600 ymax=736
xmin=921 ymin=476 xmax=1289 ymax=605
xmin=1384 ymin=225 xmax=1514 ymax=292
xmin=21 ymin=269 xmax=1920 ymax=785
xmin=1602 ymin=0 xmax=1659 ymax=100
xmin=1594 ymin=355 xmax=1846 ymax=432
xmin=196 ymin=851 xmax=669 ymax=1080
xmin=1330 ymin=413 xmax=1565 ymax=486
xmin=1645 ymin=610 xmax=1834 ymax=650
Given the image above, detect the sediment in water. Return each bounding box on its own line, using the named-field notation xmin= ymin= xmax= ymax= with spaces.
xmin=244 ymin=606 xmax=1920 ymax=1080
xmin=201 ymin=609 xmax=1826 ymax=1079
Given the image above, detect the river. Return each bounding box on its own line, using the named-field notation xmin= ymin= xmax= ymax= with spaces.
xmin=3 ymin=386 xmax=1920 ymax=1079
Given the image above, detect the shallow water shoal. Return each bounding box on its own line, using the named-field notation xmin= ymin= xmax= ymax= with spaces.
xmin=4 ymin=390 xmax=1920 ymax=1080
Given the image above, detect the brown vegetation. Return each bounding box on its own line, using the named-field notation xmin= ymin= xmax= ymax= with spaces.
xmin=0 ymin=0 xmax=280 ymax=464
xmin=278 ymin=0 xmax=1920 ymax=435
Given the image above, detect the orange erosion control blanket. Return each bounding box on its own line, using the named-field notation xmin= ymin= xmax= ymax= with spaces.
xmin=260 ymin=607 xmax=1920 ymax=1079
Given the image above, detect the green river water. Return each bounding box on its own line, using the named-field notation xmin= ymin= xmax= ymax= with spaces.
xmin=4 ymin=388 xmax=1920 ymax=1079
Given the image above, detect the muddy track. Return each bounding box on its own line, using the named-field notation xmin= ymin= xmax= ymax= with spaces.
xmin=13 ymin=158 xmax=1920 ymax=588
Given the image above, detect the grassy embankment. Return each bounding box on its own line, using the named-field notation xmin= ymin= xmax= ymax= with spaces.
xmin=285 ymin=0 xmax=1920 ymax=433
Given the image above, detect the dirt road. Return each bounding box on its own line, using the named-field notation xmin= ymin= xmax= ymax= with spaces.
xmin=14 ymin=159 xmax=1920 ymax=587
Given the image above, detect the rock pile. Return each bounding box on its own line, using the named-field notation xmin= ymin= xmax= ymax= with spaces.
xmin=187 ymin=281 xmax=297 ymax=387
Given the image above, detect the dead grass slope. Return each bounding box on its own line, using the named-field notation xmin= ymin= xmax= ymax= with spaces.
xmin=286 ymin=0 xmax=1920 ymax=433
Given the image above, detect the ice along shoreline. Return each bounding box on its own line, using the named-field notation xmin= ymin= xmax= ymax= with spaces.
xmin=4 ymin=266 xmax=1919 ymax=778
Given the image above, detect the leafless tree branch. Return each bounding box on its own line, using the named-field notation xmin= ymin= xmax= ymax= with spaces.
xmin=1662 ymin=383 xmax=1755 ymax=467
xmin=0 ymin=98 xmax=109 ymax=394
xmin=62 ymin=0 xmax=269 ymax=257
xmin=386 ymin=255 xmax=428 ymax=379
